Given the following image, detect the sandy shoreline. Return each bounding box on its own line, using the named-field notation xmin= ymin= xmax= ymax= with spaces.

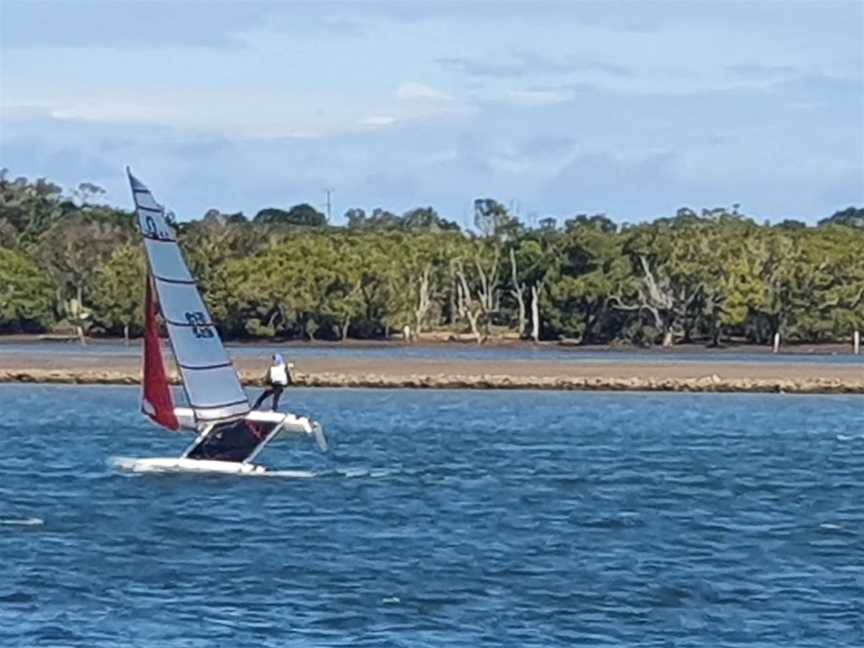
xmin=0 ymin=352 xmax=862 ymax=394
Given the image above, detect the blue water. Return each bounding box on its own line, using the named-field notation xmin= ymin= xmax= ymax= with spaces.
xmin=1 ymin=385 xmax=863 ymax=646
xmin=2 ymin=340 xmax=863 ymax=365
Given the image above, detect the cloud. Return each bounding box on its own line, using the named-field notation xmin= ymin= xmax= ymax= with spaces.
xmin=3 ymin=85 xmax=470 ymax=141
xmin=2 ymin=2 xmax=861 ymax=225
xmin=504 ymin=89 xmax=571 ymax=106
xmin=518 ymin=135 xmax=578 ymax=159
xmin=725 ymin=64 xmax=799 ymax=81
xmin=396 ymin=82 xmax=453 ymax=102
xmin=1 ymin=136 xmax=117 ymax=184
xmin=542 ymin=151 xmax=685 ymax=219
xmin=313 ymin=17 xmax=367 ymax=38
xmin=438 ymin=52 xmax=632 ymax=80
xmin=359 ymin=115 xmax=398 ymax=127
xmin=0 ymin=1 xmax=265 ymax=49
xmin=3 ymin=91 xmax=406 ymax=139
xmin=437 ymin=57 xmax=526 ymax=79
xmin=360 ymin=171 xmax=422 ymax=204
xmin=4 ymin=102 xmax=861 ymax=227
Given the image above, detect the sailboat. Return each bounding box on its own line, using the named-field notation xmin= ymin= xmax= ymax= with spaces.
xmin=125 ymin=169 xmax=327 ymax=474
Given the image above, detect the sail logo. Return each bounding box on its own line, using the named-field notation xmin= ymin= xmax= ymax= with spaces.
xmin=144 ymin=215 xmax=173 ymax=240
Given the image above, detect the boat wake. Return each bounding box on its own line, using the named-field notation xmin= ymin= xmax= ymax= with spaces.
xmin=110 ymin=456 xmax=157 ymax=473
xmin=0 ymin=517 xmax=44 ymax=526
xmin=260 ymin=469 xmax=319 ymax=478
xmin=265 ymin=467 xmax=394 ymax=479
xmin=110 ymin=457 xmax=391 ymax=479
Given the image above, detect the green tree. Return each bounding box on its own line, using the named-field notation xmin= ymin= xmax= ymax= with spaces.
xmin=89 ymin=245 xmax=147 ymax=343
xmin=543 ymin=226 xmax=631 ymax=343
xmin=0 ymin=174 xmax=71 ymax=246
xmin=254 ymin=204 xmax=326 ymax=227
xmin=34 ymin=209 xmax=135 ymax=343
xmin=0 ymin=247 xmax=56 ymax=332
xmin=818 ymin=207 xmax=864 ymax=229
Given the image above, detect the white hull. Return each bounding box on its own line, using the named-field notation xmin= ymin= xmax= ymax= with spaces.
xmin=117 ymin=409 xmax=327 ymax=475
xmin=173 ymin=407 xmax=318 ymax=438
xmin=120 ymin=457 xmax=267 ymax=475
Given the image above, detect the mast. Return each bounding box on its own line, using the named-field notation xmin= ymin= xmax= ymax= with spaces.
xmin=128 ymin=169 xmax=250 ymax=424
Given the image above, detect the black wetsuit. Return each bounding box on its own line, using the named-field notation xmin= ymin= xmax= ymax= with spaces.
xmin=253 ymin=368 xmax=292 ymax=410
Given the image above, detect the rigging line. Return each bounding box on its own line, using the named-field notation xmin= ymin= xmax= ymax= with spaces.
xmin=141 ymin=234 xmax=178 ymax=243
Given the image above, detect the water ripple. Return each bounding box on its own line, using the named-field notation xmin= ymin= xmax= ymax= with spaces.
xmin=0 ymin=386 xmax=862 ymax=646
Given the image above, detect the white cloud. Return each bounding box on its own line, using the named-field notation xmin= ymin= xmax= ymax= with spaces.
xmin=504 ymin=89 xmax=571 ymax=106
xmin=2 ymin=2 xmax=860 ymax=223
xmin=359 ymin=115 xmax=397 ymax=127
xmin=396 ymin=82 xmax=453 ymax=102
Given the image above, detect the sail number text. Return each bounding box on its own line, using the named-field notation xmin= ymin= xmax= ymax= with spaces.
xmin=185 ymin=312 xmax=214 ymax=339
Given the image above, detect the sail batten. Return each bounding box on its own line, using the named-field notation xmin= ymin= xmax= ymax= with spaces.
xmin=179 ymin=362 xmax=234 ymax=371
xmin=128 ymin=170 xmax=250 ymax=425
xmin=154 ymin=278 xmax=196 ymax=285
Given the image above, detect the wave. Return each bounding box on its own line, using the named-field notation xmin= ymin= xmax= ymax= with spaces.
xmin=836 ymin=433 xmax=864 ymax=441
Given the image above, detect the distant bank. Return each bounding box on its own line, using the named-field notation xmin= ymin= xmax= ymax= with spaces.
xmin=1 ymin=353 xmax=861 ymax=394
xmin=0 ymin=333 xmax=861 ymax=356
xmin=0 ymin=332 xmax=864 ymax=355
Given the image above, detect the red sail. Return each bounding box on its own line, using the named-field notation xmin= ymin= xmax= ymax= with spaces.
xmin=142 ymin=277 xmax=179 ymax=430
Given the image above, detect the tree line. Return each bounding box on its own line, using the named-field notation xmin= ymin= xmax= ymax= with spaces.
xmin=1 ymin=170 xmax=863 ymax=347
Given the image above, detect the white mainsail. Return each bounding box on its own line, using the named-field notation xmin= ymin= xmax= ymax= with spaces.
xmin=128 ymin=169 xmax=250 ymax=423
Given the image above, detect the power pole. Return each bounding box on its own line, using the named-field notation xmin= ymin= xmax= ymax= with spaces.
xmin=324 ymin=188 xmax=334 ymax=222
xmin=509 ymin=199 xmax=517 ymax=216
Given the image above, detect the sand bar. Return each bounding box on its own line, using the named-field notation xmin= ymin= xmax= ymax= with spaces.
xmin=0 ymin=350 xmax=862 ymax=394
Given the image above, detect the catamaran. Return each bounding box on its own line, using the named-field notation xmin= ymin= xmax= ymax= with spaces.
xmin=124 ymin=169 xmax=327 ymax=474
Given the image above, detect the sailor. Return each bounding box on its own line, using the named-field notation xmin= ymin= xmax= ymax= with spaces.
xmin=253 ymin=354 xmax=294 ymax=411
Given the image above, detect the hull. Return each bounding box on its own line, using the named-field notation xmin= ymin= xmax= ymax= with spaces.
xmin=122 ymin=457 xmax=267 ymax=475
xmin=173 ymin=407 xmax=317 ymax=438
xmin=120 ymin=409 xmax=326 ymax=475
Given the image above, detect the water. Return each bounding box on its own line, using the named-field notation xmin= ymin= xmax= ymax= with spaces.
xmin=2 ymin=340 xmax=863 ymax=365
xmin=1 ymin=385 xmax=863 ymax=646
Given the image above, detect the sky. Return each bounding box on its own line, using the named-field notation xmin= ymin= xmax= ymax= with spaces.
xmin=1 ymin=0 xmax=862 ymax=226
